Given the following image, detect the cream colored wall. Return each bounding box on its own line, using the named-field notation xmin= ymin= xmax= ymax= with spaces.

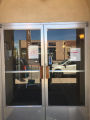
xmin=0 ymin=0 xmax=90 ymax=23
xmin=86 ymin=0 xmax=90 ymax=12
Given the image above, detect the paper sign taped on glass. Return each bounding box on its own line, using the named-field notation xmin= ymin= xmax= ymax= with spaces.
xmin=28 ymin=45 xmax=39 ymax=59
xmin=70 ymin=48 xmax=81 ymax=61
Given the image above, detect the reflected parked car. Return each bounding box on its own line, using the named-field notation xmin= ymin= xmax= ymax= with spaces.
xmin=52 ymin=59 xmax=76 ymax=77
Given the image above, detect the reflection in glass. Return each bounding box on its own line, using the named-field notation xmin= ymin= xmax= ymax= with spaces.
xmin=47 ymin=29 xmax=85 ymax=106
xmin=4 ymin=30 xmax=42 ymax=106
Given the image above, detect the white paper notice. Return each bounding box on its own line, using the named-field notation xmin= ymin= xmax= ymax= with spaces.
xmin=8 ymin=50 xmax=12 ymax=57
xmin=70 ymin=48 xmax=81 ymax=61
xmin=28 ymin=45 xmax=39 ymax=59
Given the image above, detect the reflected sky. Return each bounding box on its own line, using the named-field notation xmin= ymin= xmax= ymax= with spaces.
xmin=14 ymin=29 xmax=76 ymax=48
xmin=48 ymin=29 xmax=76 ymax=40
xmin=14 ymin=30 xmax=40 ymax=48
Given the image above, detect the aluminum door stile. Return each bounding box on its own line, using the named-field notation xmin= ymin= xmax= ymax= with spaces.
xmin=85 ymin=26 xmax=89 ymax=118
xmin=1 ymin=23 xmax=45 ymax=120
xmin=0 ymin=27 xmax=4 ymax=120
xmin=44 ymin=25 xmax=48 ymax=108
xmin=44 ymin=23 xmax=88 ymax=120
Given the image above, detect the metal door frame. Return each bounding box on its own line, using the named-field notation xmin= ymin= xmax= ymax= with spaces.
xmin=0 ymin=22 xmax=88 ymax=120
xmin=43 ymin=23 xmax=88 ymax=120
xmin=0 ymin=23 xmax=46 ymax=120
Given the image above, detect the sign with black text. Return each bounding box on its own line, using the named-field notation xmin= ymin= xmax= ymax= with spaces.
xmin=70 ymin=48 xmax=81 ymax=61
xmin=28 ymin=45 xmax=39 ymax=59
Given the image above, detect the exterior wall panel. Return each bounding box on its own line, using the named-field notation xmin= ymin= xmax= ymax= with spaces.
xmin=0 ymin=0 xmax=89 ymax=23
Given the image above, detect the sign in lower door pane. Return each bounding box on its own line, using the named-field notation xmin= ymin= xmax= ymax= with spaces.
xmin=47 ymin=29 xmax=85 ymax=106
xmin=4 ymin=30 xmax=42 ymax=106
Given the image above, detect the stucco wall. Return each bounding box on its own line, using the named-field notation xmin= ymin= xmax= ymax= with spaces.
xmin=0 ymin=0 xmax=89 ymax=23
xmin=86 ymin=0 xmax=90 ymax=12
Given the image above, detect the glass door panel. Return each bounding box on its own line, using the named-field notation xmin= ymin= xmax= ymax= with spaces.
xmin=2 ymin=23 xmax=87 ymax=120
xmin=47 ymin=29 xmax=85 ymax=106
xmin=4 ymin=30 xmax=42 ymax=106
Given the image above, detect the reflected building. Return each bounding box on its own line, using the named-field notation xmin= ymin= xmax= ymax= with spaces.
xmin=19 ymin=40 xmax=76 ymax=62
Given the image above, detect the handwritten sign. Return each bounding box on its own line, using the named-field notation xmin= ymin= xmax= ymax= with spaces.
xmin=28 ymin=45 xmax=39 ymax=59
xmin=70 ymin=48 xmax=81 ymax=61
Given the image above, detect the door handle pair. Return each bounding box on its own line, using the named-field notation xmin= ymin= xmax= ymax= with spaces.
xmin=40 ymin=66 xmax=49 ymax=79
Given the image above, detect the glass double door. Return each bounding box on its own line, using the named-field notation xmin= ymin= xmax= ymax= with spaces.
xmin=2 ymin=23 xmax=87 ymax=120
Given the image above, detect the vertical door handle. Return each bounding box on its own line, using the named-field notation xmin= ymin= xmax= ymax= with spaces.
xmin=40 ymin=66 xmax=43 ymax=79
xmin=46 ymin=66 xmax=50 ymax=79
